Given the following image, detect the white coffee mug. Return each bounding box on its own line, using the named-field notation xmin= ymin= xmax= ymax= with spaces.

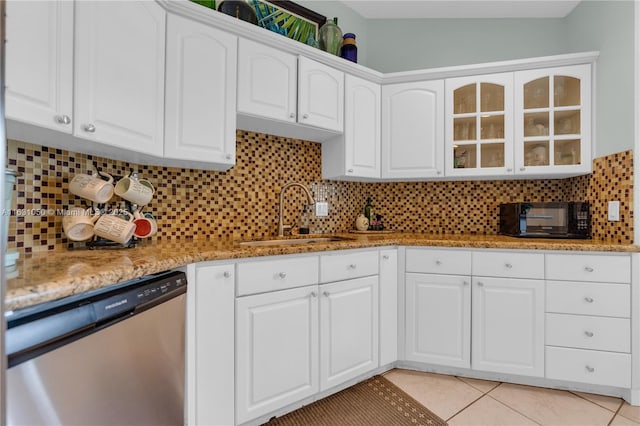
xmin=115 ymin=176 xmax=155 ymax=206
xmin=62 ymin=207 xmax=100 ymax=241
xmin=69 ymin=172 xmax=114 ymax=204
xmin=93 ymin=212 xmax=136 ymax=245
xmin=133 ymin=211 xmax=158 ymax=239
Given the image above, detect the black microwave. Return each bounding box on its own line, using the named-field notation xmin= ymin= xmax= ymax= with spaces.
xmin=499 ymin=202 xmax=591 ymax=239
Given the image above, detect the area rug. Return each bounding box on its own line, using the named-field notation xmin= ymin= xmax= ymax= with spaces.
xmin=264 ymin=375 xmax=448 ymax=425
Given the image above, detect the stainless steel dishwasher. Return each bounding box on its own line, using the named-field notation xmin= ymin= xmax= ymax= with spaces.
xmin=5 ymin=270 xmax=187 ymax=426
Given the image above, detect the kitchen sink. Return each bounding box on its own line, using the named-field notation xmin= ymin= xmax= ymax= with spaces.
xmin=238 ymin=236 xmax=353 ymax=247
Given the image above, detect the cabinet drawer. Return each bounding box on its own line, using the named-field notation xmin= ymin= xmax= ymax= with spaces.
xmin=546 ymin=313 xmax=630 ymax=353
xmin=545 ymin=346 xmax=631 ymax=388
xmin=546 ymin=281 xmax=630 ymax=318
xmin=472 ymin=251 xmax=544 ymax=279
xmin=320 ymin=251 xmax=378 ymax=283
xmin=546 ymin=254 xmax=631 ymax=283
xmin=237 ymin=256 xmax=319 ymax=296
xmin=406 ymin=248 xmax=471 ymax=275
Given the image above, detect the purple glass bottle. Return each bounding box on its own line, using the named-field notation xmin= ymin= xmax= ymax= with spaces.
xmin=340 ymin=33 xmax=357 ymax=63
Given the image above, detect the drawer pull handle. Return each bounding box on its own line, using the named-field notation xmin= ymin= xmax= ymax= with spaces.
xmin=584 ymin=297 xmax=594 ymax=303
xmin=477 ymin=282 xmax=484 ymax=287
xmin=382 ymin=255 xmax=390 ymax=260
xmin=278 ymin=272 xmax=287 ymax=279
xmin=348 ymin=264 xmax=357 ymax=269
xmin=310 ymin=291 xmax=317 ymax=298
xmin=505 ymin=263 xmax=513 ymax=269
xmin=584 ymin=266 xmax=594 ymax=272
xmin=435 ymin=260 xmax=442 ymax=265
xmin=585 ymin=365 xmax=595 ymax=373
xmin=584 ymin=331 xmax=594 ymax=338
xmin=323 ymin=291 xmax=330 ymax=297
xmin=223 ymin=271 xmax=231 ymax=278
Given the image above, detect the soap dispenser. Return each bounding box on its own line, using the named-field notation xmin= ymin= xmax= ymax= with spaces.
xmin=299 ymin=205 xmax=311 ymax=234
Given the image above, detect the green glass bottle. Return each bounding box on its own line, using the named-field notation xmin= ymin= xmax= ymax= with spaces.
xmin=364 ymin=197 xmax=373 ymax=230
xmin=319 ymin=17 xmax=342 ymax=56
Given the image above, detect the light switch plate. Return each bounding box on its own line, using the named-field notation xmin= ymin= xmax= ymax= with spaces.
xmin=315 ymin=202 xmax=328 ymax=217
xmin=608 ymin=200 xmax=620 ymax=221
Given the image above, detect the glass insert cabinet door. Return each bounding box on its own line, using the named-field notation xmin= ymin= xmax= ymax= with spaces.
xmin=445 ymin=73 xmax=514 ymax=176
xmin=514 ymin=64 xmax=591 ymax=175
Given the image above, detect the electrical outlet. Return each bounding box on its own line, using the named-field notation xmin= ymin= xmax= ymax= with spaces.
xmin=608 ymin=200 xmax=620 ymax=221
xmin=315 ymin=202 xmax=328 ymax=217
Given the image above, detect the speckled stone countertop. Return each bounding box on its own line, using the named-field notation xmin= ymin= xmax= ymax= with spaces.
xmin=7 ymin=233 xmax=639 ymax=311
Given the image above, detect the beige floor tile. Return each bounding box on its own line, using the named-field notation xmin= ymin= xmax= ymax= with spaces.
xmin=610 ymin=414 xmax=640 ymax=425
xmin=489 ymin=383 xmax=615 ymax=426
xmin=572 ymin=391 xmax=622 ymax=412
xmin=457 ymin=376 xmax=501 ymax=394
xmin=619 ymin=403 xmax=640 ymax=423
xmin=448 ymin=395 xmax=538 ymax=426
xmin=384 ymin=369 xmax=483 ymax=420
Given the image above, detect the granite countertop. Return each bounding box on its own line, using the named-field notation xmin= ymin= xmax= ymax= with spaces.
xmin=7 ymin=233 xmax=639 ymax=311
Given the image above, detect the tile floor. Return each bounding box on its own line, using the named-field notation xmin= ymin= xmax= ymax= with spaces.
xmin=383 ymin=369 xmax=640 ymax=425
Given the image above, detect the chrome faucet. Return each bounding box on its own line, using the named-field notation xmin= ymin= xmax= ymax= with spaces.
xmin=278 ymin=182 xmax=315 ymax=237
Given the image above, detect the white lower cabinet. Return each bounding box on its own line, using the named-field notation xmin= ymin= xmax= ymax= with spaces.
xmin=236 ymin=285 xmax=319 ymax=424
xmin=320 ymin=276 xmax=379 ymax=391
xmin=472 ymin=277 xmax=545 ymax=377
xmin=405 ymin=273 xmax=471 ymax=368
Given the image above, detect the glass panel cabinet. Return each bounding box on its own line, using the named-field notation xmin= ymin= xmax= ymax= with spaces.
xmin=445 ymin=73 xmax=513 ymax=177
xmin=514 ymin=64 xmax=591 ymax=176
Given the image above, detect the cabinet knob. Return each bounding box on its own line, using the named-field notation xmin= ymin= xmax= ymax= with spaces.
xmin=477 ymin=282 xmax=484 ymax=287
xmin=584 ymin=297 xmax=594 ymax=303
xmin=225 ymin=154 xmax=232 ymax=160
xmin=83 ymin=124 xmax=96 ymax=133
xmin=435 ymin=260 xmax=442 ymax=265
xmin=506 ymin=168 xmax=513 ymax=172
xmin=289 ymin=112 xmax=295 ymax=118
xmin=278 ymin=272 xmax=287 ymax=279
xmin=382 ymin=255 xmax=390 ymax=260
xmin=584 ymin=331 xmax=594 ymax=338
xmin=303 ymin=113 xmax=309 ymax=119
xmin=519 ymin=167 xmax=525 ymax=171
xmin=223 ymin=271 xmax=231 ymax=278
xmin=310 ymin=291 xmax=317 ymax=298
xmin=348 ymin=264 xmax=357 ymax=269
xmin=505 ymin=263 xmax=513 ymax=269
xmin=347 ymin=169 xmax=354 ymax=173
xmin=585 ymin=365 xmax=595 ymax=373
xmin=323 ymin=291 xmax=330 ymax=297
xmin=584 ymin=266 xmax=594 ymax=272
xmin=463 ymin=281 xmax=469 ymax=286
xmin=436 ymin=171 xmax=442 ymax=175
xmin=56 ymin=115 xmax=71 ymax=125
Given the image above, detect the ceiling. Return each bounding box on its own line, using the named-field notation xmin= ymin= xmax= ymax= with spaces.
xmin=339 ymin=1 xmax=582 ymax=19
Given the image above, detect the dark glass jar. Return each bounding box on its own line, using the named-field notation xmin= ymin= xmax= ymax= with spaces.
xmin=340 ymin=33 xmax=357 ymax=63
xmin=217 ymin=0 xmax=258 ymax=25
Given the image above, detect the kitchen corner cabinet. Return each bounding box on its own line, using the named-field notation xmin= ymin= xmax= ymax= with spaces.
xmin=74 ymin=1 xmax=166 ymax=156
xmin=164 ymin=13 xmax=236 ymax=169
xmin=381 ymin=81 xmax=445 ymax=179
xmin=514 ymin=64 xmax=592 ymax=176
xmin=5 ymin=0 xmax=74 ymax=133
xmin=322 ymin=75 xmax=381 ymax=180
xmin=445 ymin=73 xmax=514 ymax=177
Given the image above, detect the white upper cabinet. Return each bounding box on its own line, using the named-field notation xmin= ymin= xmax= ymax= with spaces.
xmin=381 ymin=81 xmax=445 ymax=179
xmin=165 ymin=13 xmax=237 ymax=169
xmin=298 ymin=56 xmax=344 ymax=132
xmin=322 ymin=75 xmax=381 ymax=180
xmin=237 ymin=38 xmax=297 ymax=124
xmin=445 ymin=73 xmax=514 ymax=177
xmin=514 ymin=64 xmax=592 ymax=176
xmin=74 ymin=1 xmax=166 ymax=156
xmin=5 ymin=0 xmax=73 ymax=132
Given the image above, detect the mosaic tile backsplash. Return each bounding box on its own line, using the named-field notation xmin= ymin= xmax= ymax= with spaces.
xmin=6 ymin=131 xmax=633 ymax=254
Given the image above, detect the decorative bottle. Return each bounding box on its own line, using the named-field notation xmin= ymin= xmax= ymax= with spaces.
xmin=340 ymin=33 xmax=357 ymax=63
xmin=364 ymin=197 xmax=373 ymax=230
xmin=299 ymin=205 xmax=310 ymax=234
xmin=319 ymin=17 xmax=342 ymax=55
